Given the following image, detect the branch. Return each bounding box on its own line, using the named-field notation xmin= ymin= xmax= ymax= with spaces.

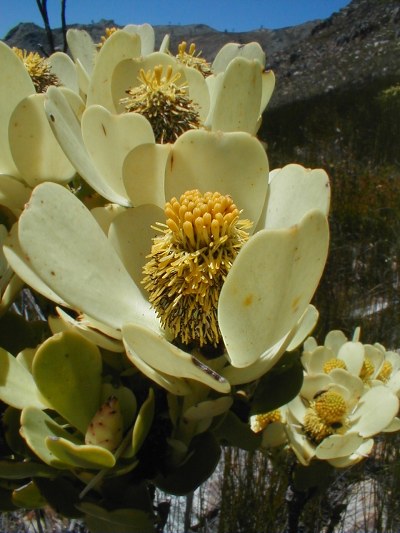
xmin=35 ymin=0 xmax=55 ymax=54
xmin=61 ymin=0 xmax=67 ymax=52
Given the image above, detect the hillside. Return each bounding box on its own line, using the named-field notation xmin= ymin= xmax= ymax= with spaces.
xmin=3 ymin=0 xmax=400 ymax=108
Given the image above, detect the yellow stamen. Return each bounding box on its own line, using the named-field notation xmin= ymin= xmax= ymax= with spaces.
xmin=97 ymin=27 xmax=118 ymax=49
xmin=250 ymin=410 xmax=281 ymax=433
xmin=176 ymin=41 xmax=212 ymax=77
xmin=13 ymin=47 xmax=59 ymax=93
xmin=323 ymin=358 xmax=347 ymax=374
xmin=120 ymin=64 xmax=200 ymax=143
xmin=376 ymin=360 xmax=393 ymax=383
xmin=360 ymin=358 xmax=375 ymax=382
xmin=314 ymin=391 xmax=347 ymax=424
xmin=304 ymin=390 xmax=347 ymax=444
xmin=143 ymin=190 xmax=252 ymax=347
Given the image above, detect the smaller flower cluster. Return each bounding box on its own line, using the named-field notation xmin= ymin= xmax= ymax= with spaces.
xmin=251 ymin=329 xmax=400 ymax=468
xmin=12 ymin=47 xmax=59 ymax=93
xmin=120 ymin=65 xmax=201 ymax=143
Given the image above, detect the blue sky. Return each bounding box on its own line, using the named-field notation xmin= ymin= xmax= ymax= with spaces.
xmin=1 ymin=0 xmax=351 ymax=39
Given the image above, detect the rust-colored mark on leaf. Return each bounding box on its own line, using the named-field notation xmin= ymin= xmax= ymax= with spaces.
xmin=292 ymin=295 xmax=300 ymax=313
xmin=243 ymin=293 xmax=254 ymax=307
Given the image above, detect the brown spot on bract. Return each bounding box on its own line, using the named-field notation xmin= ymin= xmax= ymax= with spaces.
xmin=50 ymin=114 xmax=55 ymax=122
xmin=243 ymin=294 xmax=253 ymax=307
xmin=101 ymin=123 xmax=107 ymax=135
xmin=50 ymin=271 xmax=55 ymax=275
xmin=292 ymin=295 xmax=300 ymax=313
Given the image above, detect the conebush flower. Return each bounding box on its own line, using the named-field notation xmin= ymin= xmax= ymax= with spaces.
xmin=0 ymin=41 xmax=82 ymax=186
xmin=4 ymin=129 xmax=330 ymax=395
xmin=285 ymin=365 xmax=400 ymax=467
xmin=302 ymin=328 xmax=400 ymax=393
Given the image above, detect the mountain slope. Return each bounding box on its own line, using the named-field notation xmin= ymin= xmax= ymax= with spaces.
xmin=2 ymin=0 xmax=400 ymax=108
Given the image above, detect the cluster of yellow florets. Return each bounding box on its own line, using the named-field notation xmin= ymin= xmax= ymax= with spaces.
xmin=250 ymin=410 xmax=282 ymax=433
xmin=323 ymin=358 xmax=347 ymax=373
xmin=120 ymin=64 xmax=200 ymax=143
xmin=376 ymin=360 xmax=393 ymax=383
xmin=303 ymin=390 xmax=347 ymax=443
xmin=142 ymin=190 xmax=252 ymax=348
xmin=175 ymin=41 xmax=212 ymax=77
xmin=13 ymin=47 xmax=59 ymax=92
xmin=96 ymin=27 xmax=118 ymax=49
xmin=359 ymin=358 xmax=375 ymax=382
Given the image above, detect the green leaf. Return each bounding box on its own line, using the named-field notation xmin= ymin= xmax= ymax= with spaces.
xmin=20 ymin=406 xmax=79 ymax=468
xmin=154 ymin=432 xmax=221 ymax=495
xmin=35 ymin=476 xmax=84 ymax=518
xmin=250 ymin=351 xmax=304 ymax=415
xmin=213 ymin=411 xmax=261 ymax=451
xmin=3 ymin=406 xmax=31 ymax=456
xmin=293 ymin=461 xmax=334 ymax=492
xmin=0 ymin=311 xmax=50 ymax=355
xmin=0 ymin=459 xmax=55 ymax=479
xmin=33 ymin=331 xmax=102 ymax=433
xmin=101 ymin=478 xmax=153 ymax=512
xmin=78 ymin=502 xmax=155 ymax=533
xmin=12 ymin=480 xmax=47 ymax=509
xmin=130 ymin=388 xmax=155 ymax=457
xmin=46 ymin=437 xmax=116 ymax=469
xmin=0 ymin=347 xmax=47 ymax=409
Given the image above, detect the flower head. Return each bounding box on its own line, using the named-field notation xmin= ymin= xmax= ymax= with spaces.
xmin=97 ymin=27 xmax=119 ymax=49
xmin=250 ymin=409 xmax=287 ymax=448
xmin=4 ymin=130 xmax=330 ymax=395
xmin=143 ymin=189 xmax=251 ymax=347
xmin=68 ymin=27 xmax=275 ymax=140
xmin=0 ymin=42 xmax=80 ymax=185
xmin=250 ymin=410 xmax=282 ymax=433
xmin=120 ymin=65 xmax=201 ymax=143
xmin=303 ymin=390 xmax=348 ymax=443
xmin=302 ymin=328 xmax=400 ymax=393
xmin=13 ymin=47 xmax=59 ymax=93
xmin=176 ymin=41 xmax=212 ymax=77
xmin=286 ymin=368 xmax=399 ymax=467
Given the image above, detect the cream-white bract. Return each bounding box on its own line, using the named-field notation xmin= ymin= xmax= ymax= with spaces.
xmin=285 ymin=368 xmax=399 ymax=467
xmin=4 ymin=130 xmax=330 ymax=395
